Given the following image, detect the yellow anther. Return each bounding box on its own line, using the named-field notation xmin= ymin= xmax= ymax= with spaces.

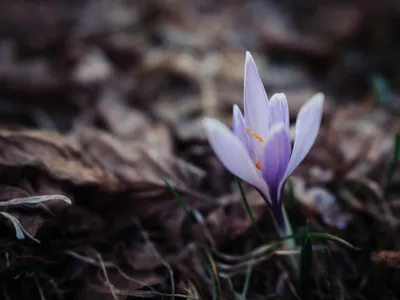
xmin=255 ymin=161 xmax=261 ymax=170
xmin=247 ymin=128 xmax=264 ymax=143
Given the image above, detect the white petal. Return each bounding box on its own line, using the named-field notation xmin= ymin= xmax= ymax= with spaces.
xmin=232 ymin=105 xmax=256 ymax=162
xmin=244 ymin=52 xmax=269 ymax=143
xmin=269 ymin=93 xmax=289 ymax=131
xmin=203 ymin=117 xmax=268 ymax=196
xmin=282 ymin=93 xmax=324 ymax=182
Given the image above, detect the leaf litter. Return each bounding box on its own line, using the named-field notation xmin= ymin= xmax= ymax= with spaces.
xmin=0 ymin=0 xmax=400 ymax=299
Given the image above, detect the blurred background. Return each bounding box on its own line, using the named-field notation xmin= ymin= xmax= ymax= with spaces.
xmin=0 ymin=0 xmax=399 ymax=132
xmin=0 ymin=1 xmax=400 ymax=299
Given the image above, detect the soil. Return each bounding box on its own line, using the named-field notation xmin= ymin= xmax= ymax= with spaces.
xmin=0 ymin=0 xmax=400 ymax=299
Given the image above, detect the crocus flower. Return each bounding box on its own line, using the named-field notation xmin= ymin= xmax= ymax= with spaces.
xmin=203 ymin=52 xmax=324 ymax=231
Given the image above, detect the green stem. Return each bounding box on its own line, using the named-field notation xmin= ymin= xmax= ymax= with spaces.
xmin=268 ymin=204 xmax=300 ymax=277
xmin=281 ymin=205 xmax=296 ymax=249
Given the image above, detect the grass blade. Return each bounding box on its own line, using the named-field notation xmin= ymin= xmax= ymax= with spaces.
xmin=239 ymin=262 xmax=253 ymax=300
xmin=0 ymin=194 xmax=71 ymax=206
xmin=0 ymin=212 xmax=40 ymax=243
xmin=204 ymin=249 xmax=222 ymax=300
xmin=309 ymin=232 xmax=360 ymax=251
xmin=286 ymin=178 xmax=295 ymax=206
xmin=206 ymin=264 xmax=217 ymax=300
xmin=163 ymin=178 xmax=195 ymax=232
xmin=298 ymin=229 xmax=313 ymax=298
xmin=163 ymin=179 xmax=191 ymax=216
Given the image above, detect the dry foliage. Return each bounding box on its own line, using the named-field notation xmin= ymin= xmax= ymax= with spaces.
xmin=0 ymin=0 xmax=399 ymax=299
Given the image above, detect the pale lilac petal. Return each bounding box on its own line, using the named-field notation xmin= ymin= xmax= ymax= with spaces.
xmin=282 ymin=93 xmax=324 ymax=182
xmin=203 ymin=117 xmax=269 ymax=197
xmin=269 ymin=93 xmax=289 ymax=131
xmin=260 ymin=123 xmax=291 ymax=205
xmin=232 ymin=105 xmax=255 ymax=162
xmin=244 ymin=52 xmax=269 ymax=144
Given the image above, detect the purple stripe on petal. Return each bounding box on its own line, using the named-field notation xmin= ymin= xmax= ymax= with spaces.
xmin=203 ymin=117 xmax=269 ymax=198
xmin=269 ymin=93 xmax=290 ymax=131
xmin=243 ymin=52 xmax=270 ymax=145
xmin=232 ymin=105 xmax=256 ymax=163
xmin=281 ymin=93 xmax=324 ymax=185
xmin=261 ymin=123 xmax=291 ymax=205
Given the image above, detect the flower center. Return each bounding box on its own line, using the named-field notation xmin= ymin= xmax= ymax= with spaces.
xmin=247 ymin=128 xmax=264 ymax=142
xmin=247 ymin=128 xmax=263 ymax=170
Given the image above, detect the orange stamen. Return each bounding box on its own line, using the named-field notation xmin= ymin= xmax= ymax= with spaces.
xmin=247 ymin=128 xmax=264 ymax=142
xmin=255 ymin=161 xmax=261 ymax=170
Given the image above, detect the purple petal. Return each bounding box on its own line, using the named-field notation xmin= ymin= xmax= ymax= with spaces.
xmin=203 ymin=117 xmax=269 ymax=196
xmin=269 ymin=93 xmax=289 ymax=131
xmin=261 ymin=123 xmax=291 ymax=205
xmin=282 ymin=93 xmax=324 ymax=183
xmin=244 ymin=52 xmax=269 ymax=146
xmin=232 ymin=105 xmax=255 ymax=162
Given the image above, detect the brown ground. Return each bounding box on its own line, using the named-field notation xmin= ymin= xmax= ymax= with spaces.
xmin=0 ymin=0 xmax=400 ymax=299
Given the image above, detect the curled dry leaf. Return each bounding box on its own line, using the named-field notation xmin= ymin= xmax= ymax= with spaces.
xmin=0 ymin=129 xmax=119 ymax=189
xmin=76 ymin=269 xmax=162 ymax=300
xmin=0 ymin=194 xmax=72 ymax=241
xmin=97 ymin=87 xmax=151 ymax=139
xmin=72 ymin=48 xmax=113 ymax=84
xmin=0 ymin=184 xmax=30 ymax=200
xmin=202 ymin=194 xmax=267 ymax=241
xmin=0 ymin=182 xmax=72 ymax=242
xmin=314 ymin=3 xmax=363 ymax=39
xmin=71 ymin=126 xmax=204 ymax=189
xmin=256 ymin=1 xmax=333 ymax=57
xmin=0 ymin=196 xmax=71 ymax=240
xmin=0 ymin=194 xmax=71 ymax=206
xmin=371 ymin=251 xmax=400 ymax=268
xmin=70 ymin=125 xmax=217 ymax=247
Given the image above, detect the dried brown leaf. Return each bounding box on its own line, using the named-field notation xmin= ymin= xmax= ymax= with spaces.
xmin=71 ymin=126 xmax=202 ymax=188
xmin=371 ymin=251 xmax=400 ymax=268
xmin=0 ymin=129 xmax=119 ymax=189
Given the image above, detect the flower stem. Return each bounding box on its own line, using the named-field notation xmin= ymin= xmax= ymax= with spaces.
xmin=268 ymin=204 xmax=300 ymax=277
